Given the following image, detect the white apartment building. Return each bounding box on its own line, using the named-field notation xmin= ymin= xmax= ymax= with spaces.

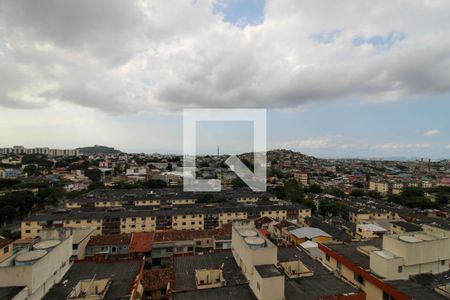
xmin=0 ymin=229 xmax=73 ymax=300
xmin=370 ymin=224 xmax=450 ymax=280
xmin=0 ymin=146 xmax=79 ymax=157
xmin=232 ymin=221 xmax=285 ymax=300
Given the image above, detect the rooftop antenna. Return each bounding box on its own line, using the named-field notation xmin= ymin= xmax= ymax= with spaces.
xmin=217 ymin=145 xmax=220 ymax=157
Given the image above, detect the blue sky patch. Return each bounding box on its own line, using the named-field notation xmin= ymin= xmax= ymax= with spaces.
xmin=310 ymin=30 xmax=341 ymax=44
xmin=214 ymin=0 xmax=265 ymax=27
xmin=353 ymin=31 xmax=406 ymax=50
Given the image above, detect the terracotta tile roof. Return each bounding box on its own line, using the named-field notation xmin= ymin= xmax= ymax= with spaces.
xmin=154 ymin=225 xmax=231 ymax=243
xmin=0 ymin=237 xmax=12 ymax=249
xmin=254 ymin=216 xmax=274 ymax=228
xmin=87 ymin=233 xmax=132 ymax=247
xmin=259 ymin=228 xmax=270 ymax=236
xmin=129 ymin=232 xmax=155 ymax=253
xmin=142 ymin=268 xmax=172 ymax=291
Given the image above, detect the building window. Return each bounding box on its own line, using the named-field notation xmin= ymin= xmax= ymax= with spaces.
xmin=325 ymin=254 xmax=330 ymax=261
xmin=354 ymin=273 xmax=365 ymax=285
xmin=257 ymin=282 xmax=260 ymax=290
xmin=25 ymin=230 xmax=31 ymax=234
xmin=3 ymin=247 xmax=9 ymax=254
xmin=398 ymin=266 xmax=403 ymax=273
xmin=441 ymin=260 xmax=445 ymax=266
xmin=383 ymin=292 xmax=395 ymax=300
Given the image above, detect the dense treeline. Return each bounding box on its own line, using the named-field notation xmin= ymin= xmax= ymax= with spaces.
xmin=388 ymin=187 xmax=448 ymax=209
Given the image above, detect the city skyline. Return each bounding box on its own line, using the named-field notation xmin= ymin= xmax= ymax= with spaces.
xmin=1 ymin=0 xmax=450 ymax=158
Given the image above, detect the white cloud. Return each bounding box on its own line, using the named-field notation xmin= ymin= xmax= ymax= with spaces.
xmin=422 ymin=129 xmax=441 ymax=136
xmin=281 ymin=136 xmax=341 ymax=149
xmin=1 ymin=0 xmax=450 ymax=113
xmin=372 ymin=143 xmax=430 ymax=150
xmin=280 ymin=136 xmax=431 ymax=152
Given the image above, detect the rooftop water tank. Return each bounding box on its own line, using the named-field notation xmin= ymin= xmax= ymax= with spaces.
xmin=244 ymin=236 xmax=266 ymax=249
xmin=239 ymin=229 xmax=258 ymax=237
xmin=33 ymin=239 xmax=61 ymax=251
xmin=15 ymin=250 xmax=47 ymax=266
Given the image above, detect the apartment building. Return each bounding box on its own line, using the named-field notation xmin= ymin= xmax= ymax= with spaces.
xmin=355 ymin=223 xmax=387 ymax=239
xmin=171 ymin=220 xmax=363 ymax=300
xmin=369 ymin=181 xmax=389 ymax=195
xmin=370 ymin=224 xmax=450 ymax=280
xmin=294 ymin=171 xmax=308 ymax=186
xmin=389 ymin=221 xmax=422 ymax=235
xmin=22 ymin=203 xmax=310 ymax=238
xmin=0 ymin=237 xmax=13 ymax=263
xmin=0 ymin=146 xmax=79 ymax=157
xmin=320 ymin=226 xmax=450 ymax=300
xmin=0 ymin=229 xmax=72 ymax=300
xmin=392 ymin=182 xmax=404 ymax=195
xmin=349 ymin=209 xmax=400 ymax=224
xmin=121 ymin=216 xmax=157 ymax=233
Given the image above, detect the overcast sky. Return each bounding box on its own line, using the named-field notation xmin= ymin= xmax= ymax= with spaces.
xmin=0 ymin=0 xmax=449 ymax=158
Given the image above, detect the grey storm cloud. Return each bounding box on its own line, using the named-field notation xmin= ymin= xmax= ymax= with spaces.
xmin=1 ymin=0 xmax=450 ymax=114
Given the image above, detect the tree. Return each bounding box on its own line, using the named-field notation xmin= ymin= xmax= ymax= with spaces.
xmin=319 ymin=199 xmax=346 ymax=217
xmin=355 ymin=182 xmax=364 ymax=189
xmin=166 ymin=163 xmax=173 ymax=171
xmin=325 ymin=188 xmax=345 ymax=198
xmin=0 ymin=179 xmax=20 ymax=189
xmin=388 ymin=192 xmax=437 ymax=210
xmin=0 ymin=205 xmax=16 ymax=224
xmin=308 ymin=184 xmax=322 ymax=194
xmin=271 ymin=186 xmax=285 ymax=199
xmin=198 ymin=161 xmax=209 ymax=168
xmin=402 ymin=187 xmax=424 ymax=198
xmin=303 ymin=199 xmax=316 ymax=213
xmin=284 ymin=179 xmax=305 ymax=203
xmin=89 ymin=182 xmax=105 ymax=191
xmin=232 ymin=177 xmax=246 ymax=188
xmin=23 ymin=165 xmax=39 ymax=176
xmin=437 ymin=193 xmax=449 ymax=205
xmin=351 ymin=189 xmax=365 ymax=197
xmin=85 ymin=168 xmax=102 ymax=182
xmin=143 ymin=179 xmax=167 ymax=189
xmin=367 ymin=190 xmax=382 ymax=199
xmin=197 ymin=193 xmax=226 ymax=203
xmin=37 ymin=187 xmax=65 ymax=207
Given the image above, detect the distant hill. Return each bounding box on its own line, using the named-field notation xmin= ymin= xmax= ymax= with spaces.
xmin=77 ymin=145 xmax=121 ymax=155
